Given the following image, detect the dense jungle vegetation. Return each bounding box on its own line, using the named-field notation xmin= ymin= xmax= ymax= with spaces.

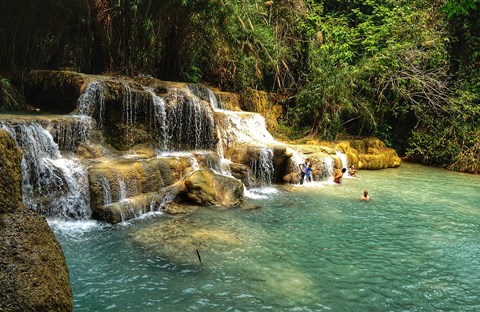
xmin=0 ymin=0 xmax=479 ymax=173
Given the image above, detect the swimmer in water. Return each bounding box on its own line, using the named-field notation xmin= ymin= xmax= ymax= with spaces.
xmin=360 ymin=189 xmax=370 ymax=201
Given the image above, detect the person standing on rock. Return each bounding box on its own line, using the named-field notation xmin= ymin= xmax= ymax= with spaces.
xmin=299 ymin=158 xmax=310 ymax=185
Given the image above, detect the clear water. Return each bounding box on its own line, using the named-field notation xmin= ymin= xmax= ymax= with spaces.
xmin=51 ymin=163 xmax=480 ymax=311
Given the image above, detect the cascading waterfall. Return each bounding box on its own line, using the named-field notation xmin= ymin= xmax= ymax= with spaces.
xmin=167 ymin=90 xmax=215 ymax=150
xmin=251 ymin=147 xmax=275 ymax=187
xmin=118 ymin=178 xmax=128 ymax=201
xmin=220 ymin=111 xmax=275 ymax=146
xmin=1 ymin=122 xmax=90 ymax=219
xmin=122 ymin=82 xmax=138 ymax=142
xmin=101 ymin=176 xmax=112 ymax=206
xmin=147 ymin=89 xmax=168 ymax=151
xmin=49 ymin=117 xmax=95 ymax=152
xmin=321 ymin=156 xmax=335 ymax=180
xmin=336 ymin=150 xmax=348 ymax=170
xmin=77 ymin=81 xmax=106 ymax=128
xmin=208 ymin=89 xmax=220 ymax=110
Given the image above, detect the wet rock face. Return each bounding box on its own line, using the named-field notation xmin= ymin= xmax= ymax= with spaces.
xmin=0 ymin=129 xmax=73 ymax=312
xmin=0 ymin=131 xmax=23 ymax=213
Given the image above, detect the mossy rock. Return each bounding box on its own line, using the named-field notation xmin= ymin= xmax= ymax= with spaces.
xmin=0 ymin=210 xmax=73 ymax=312
xmin=23 ymin=70 xmax=87 ymax=113
xmin=0 ymin=130 xmax=23 ymax=213
xmin=184 ymin=169 xmax=244 ymax=206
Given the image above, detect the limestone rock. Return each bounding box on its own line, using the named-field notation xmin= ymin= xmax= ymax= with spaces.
xmin=184 ymin=170 xmax=244 ymax=206
xmin=0 ymin=130 xmax=23 ymax=213
xmin=24 ymin=70 xmax=87 ymax=113
xmin=346 ymin=138 xmax=401 ymax=169
xmin=0 ymin=129 xmax=72 ymax=312
xmin=0 ymin=210 xmax=73 ymax=312
xmin=92 ymin=184 xmax=185 ymax=224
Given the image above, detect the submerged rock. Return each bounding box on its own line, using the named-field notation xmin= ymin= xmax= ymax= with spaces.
xmin=0 ymin=130 xmax=72 ymax=312
xmin=130 ymin=216 xmax=243 ymax=266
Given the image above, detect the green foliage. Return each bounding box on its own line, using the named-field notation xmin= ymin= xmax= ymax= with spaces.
xmin=0 ymin=77 xmax=25 ymax=112
xmin=442 ymin=0 xmax=478 ymax=18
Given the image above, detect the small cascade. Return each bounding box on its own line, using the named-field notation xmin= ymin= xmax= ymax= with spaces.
xmin=49 ymin=117 xmax=95 ymax=152
xmin=167 ymin=90 xmax=215 ymax=150
xmin=101 ymin=176 xmax=112 ymax=206
xmin=122 ymin=82 xmax=138 ymax=142
xmin=1 ymin=122 xmax=90 ymax=219
xmin=251 ymin=147 xmax=275 ymax=187
xmin=320 ymin=156 xmax=335 ymax=180
xmin=336 ymin=151 xmax=348 ymax=170
xmin=118 ymin=178 xmax=128 ymax=201
xmin=147 ymin=89 xmax=168 ymax=151
xmin=208 ymin=89 xmax=219 ymax=110
xmin=220 ymin=111 xmax=275 ymax=147
xmin=77 ymin=81 xmax=106 ymax=128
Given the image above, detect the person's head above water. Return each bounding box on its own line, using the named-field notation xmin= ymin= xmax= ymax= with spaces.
xmin=342 ymin=168 xmax=347 ymax=173
xmin=363 ymin=189 xmax=368 ymax=196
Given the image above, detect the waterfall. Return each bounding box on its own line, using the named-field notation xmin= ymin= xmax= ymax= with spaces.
xmin=336 ymin=151 xmax=348 ymax=170
xmin=1 ymin=122 xmax=90 ymax=219
xmin=321 ymin=156 xmax=335 ymax=181
xmin=101 ymin=176 xmax=112 ymax=206
xmin=208 ymin=89 xmax=220 ymax=110
xmin=49 ymin=116 xmax=94 ymax=152
xmin=147 ymin=89 xmax=168 ymax=151
xmin=220 ymin=111 xmax=275 ymax=146
xmin=118 ymin=178 xmax=128 ymax=201
xmin=77 ymin=81 xmax=106 ymax=128
xmin=122 ymin=82 xmax=137 ymax=142
xmin=167 ymin=90 xmax=215 ymax=150
xmin=251 ymin=147 xmax=275 ymax=187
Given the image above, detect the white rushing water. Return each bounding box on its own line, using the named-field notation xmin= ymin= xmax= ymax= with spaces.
xmin=147 ymin=89 xmax=168 ymax=151
xmin=1 ymin=122 xmax=91 ymax=219
xmin=77 ymin=81 xmax=106 ymax=129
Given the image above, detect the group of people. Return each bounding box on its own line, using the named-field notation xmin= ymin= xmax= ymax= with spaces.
xmin=298 ymin=158 xmax=313 ymax=185
xmin=298 ymin=158 xmax=370 ymax=201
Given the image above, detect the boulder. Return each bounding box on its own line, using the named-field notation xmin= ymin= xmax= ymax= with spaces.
xmin=23 ymin=70 xmax=87 ymax=113
xmin=346 ymin=138 xmax=401 ymax=169
xmin=0 ymin=129 xmax=72 ymax=312
xmin=184 ymin=170 xmax=244 ymax=206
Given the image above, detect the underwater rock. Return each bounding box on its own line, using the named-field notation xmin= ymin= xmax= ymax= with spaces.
xmin=184 ymin=169 xmax=244 ymax=206
xmin=130 ymin=216 xmax=243 ymax=266
xmin=0 ymin=130 xmax=72 ymax=312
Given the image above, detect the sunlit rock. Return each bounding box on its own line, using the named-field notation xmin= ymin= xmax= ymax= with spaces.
xmin=184 ymin=169 xmax=244 ymax=206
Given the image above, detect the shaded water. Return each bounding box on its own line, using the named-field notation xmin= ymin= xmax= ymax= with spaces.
xmin=52 ymin=163 xmax=480 ymax=311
